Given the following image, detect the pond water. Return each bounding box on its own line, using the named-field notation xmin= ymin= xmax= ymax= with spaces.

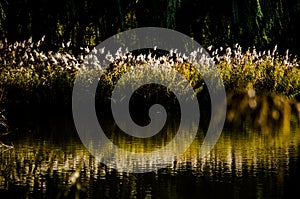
xmin=1 ymin=110 xmax=300 ymax=199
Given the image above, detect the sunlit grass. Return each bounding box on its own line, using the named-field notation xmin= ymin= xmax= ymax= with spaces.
xmin=1 ymin=37 xmax=299 ymax=102
xmin=1 ymin=37 xmax=300 ymax=125
xmin=212 ymin=44 xmax=300 ymax=97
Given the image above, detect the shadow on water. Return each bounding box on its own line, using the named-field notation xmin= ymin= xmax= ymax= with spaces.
xmin=1 ymin=92 xmax=300 ymax=198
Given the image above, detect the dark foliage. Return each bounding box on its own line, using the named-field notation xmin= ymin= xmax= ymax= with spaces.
xmin=0 ymin=0 xmax=299 ymax=54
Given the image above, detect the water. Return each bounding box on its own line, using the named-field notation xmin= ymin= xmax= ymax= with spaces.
xmin=1 ymin=112 xmax=300 ymax=198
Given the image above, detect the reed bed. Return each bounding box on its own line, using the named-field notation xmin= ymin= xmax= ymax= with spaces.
xmin=0 ymin=38 xmax=300 ymax=98
xmin=0 ymin=36 xmax=300 ymax=106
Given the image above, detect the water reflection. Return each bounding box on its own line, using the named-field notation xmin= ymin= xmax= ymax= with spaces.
xmin=0 ymin=114 xmax=300 ymax=198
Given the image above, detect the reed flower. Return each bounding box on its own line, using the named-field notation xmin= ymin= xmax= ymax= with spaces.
xmin=0 ymin=36 xmax=299 ymax=105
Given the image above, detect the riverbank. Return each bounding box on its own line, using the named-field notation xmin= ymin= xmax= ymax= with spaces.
xmin=1 ymin=38 xmax=300 ymax=134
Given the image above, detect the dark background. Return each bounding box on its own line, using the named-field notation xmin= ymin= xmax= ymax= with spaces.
xmin=0 ymin=0 xmax=299 ymax=55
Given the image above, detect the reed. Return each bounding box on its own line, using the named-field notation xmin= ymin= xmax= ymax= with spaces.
xmin=1 ymin=37 xmax=299 ymax=106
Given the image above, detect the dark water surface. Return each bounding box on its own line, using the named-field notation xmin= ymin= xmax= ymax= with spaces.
xmin=1 ymin=111 xmax=300 ymax=199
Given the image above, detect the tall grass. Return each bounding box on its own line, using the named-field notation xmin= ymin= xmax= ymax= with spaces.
xmin=0 ymin=37 xmax=82 ymax=105
xmin=1 ymin=37 xmax=300 ymax=136
xmin=211 ymin=44 xmax=300 ymax=97
xmin=1 ymin=37 xmax=300 ymax=106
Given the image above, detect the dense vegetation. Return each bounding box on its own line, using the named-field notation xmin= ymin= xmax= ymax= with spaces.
xmin=0 ymin=0 xmax=299 ymax=54
xmin=1 ymin=0 xmax=300 ymax=134
xmin=0 ymin=37 xmax=299 ymax=106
